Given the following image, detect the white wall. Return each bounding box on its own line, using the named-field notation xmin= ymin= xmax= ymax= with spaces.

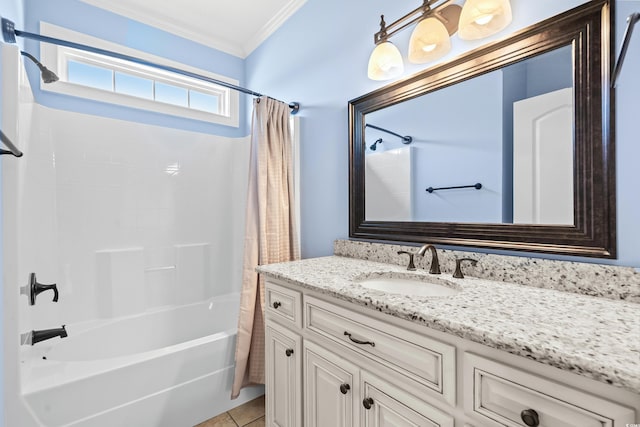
xmin=15 ymin=95 xmax=250 ymax=329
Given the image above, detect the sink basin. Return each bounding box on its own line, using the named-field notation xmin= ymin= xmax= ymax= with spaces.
xmin=356 ymin=273 xmax=460 ymax=297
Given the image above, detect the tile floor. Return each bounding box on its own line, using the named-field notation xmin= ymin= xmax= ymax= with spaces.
xmin=195 ymin=395 xmax=265 ymax=427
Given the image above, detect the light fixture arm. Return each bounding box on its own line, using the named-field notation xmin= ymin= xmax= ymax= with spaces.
xmin=373 ymin=0 xmax=455 ymax=44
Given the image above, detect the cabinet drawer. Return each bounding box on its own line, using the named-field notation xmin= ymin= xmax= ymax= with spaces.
xmin=464 ymin=353 xmax=635 ymax=427
xmin=305 ymin=296 xmax=456 ymax=404
xmin=266 ymin=281 xmax=302 ymax=328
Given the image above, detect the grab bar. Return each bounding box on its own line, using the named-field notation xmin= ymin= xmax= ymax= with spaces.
xmin=426 ymin=182 xmax=482 ymax=193
xmin=0 ymin=130 xmax=23 ymax=157
xmin=612 ymin=12 xmax=640 ymax=87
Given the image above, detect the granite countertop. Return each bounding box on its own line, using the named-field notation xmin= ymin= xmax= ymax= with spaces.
xmin=257 ymin=256 xmax=640 ymax=394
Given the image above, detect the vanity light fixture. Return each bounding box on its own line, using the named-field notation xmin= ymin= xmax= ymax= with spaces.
xmin=368 ymin=0 xmax=512 ymax=80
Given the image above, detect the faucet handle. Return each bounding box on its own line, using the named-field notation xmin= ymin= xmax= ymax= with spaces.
xmin=29 ymin=273 xmax=59 ymax=305
xmin=397 ymin=251 xmax=416 ymax=271
xmin=453 ymin=258 xmax=478 ymax=279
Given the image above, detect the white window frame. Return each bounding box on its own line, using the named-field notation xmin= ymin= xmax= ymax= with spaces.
xmin=39 ymin=22 xmax=239 ymax=127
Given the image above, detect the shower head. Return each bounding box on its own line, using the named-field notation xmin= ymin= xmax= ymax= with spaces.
xmin=370 ymin=138 xmax=383 ymax=151
xmin=20 ymin=51 xmax=59 ymax=83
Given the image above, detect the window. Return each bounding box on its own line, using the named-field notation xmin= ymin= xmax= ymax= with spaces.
xmin=40 ymin=22 xmax=239 ymax=127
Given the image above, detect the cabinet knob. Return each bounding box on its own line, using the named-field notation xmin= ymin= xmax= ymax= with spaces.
xmin=520 ymin=409 xmax=540 ymax=427
xmin=272 ymin=301 xmax=282 ymax=309
xmin=362 ymin=397 xmax=374 ymax=410
xmin=339 ymin=383 xmax=350 ymax=394
xmin=285 ymin=348 xmax=294 ymax=357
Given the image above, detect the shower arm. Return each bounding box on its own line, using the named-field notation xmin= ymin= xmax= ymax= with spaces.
xmin=1 ymin=17 xmax=300 ymax=114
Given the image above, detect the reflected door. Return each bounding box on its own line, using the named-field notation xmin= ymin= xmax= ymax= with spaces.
xmin=513 ymin=88 xmax=574 ymax=225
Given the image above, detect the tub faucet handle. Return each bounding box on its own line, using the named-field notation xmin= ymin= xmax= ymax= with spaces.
xmin=29 ymin=272 xmax=59 ymax=305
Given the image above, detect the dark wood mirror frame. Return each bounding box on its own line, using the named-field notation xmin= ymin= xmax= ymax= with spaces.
xmin=349 ymin=0 xmax=616 ymax=258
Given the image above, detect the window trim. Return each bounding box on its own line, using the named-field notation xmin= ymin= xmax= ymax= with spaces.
xmin=39 ymin=22 xmax=239 ymax=127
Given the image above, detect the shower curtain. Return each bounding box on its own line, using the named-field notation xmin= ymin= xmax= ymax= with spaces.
xmin=232 ymin=96 xmax=300 ymax=399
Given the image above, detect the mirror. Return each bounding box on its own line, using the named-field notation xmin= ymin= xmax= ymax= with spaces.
xmin=364 ymin=45 xmax=574 ymax=225
xmin=349 ymin=0 xmax=616 ymax=258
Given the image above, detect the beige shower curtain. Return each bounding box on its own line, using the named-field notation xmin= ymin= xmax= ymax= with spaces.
xmin=231 ymin=96 xmax=300 ymax=399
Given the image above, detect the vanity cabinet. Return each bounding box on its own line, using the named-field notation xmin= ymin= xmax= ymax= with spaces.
xmin=303 ymin=341 xmax=357 ymax=427
xmin=264 ymin=280 xmax=637 ymax=427
xmin=302 ymin=340 xmax=453 ymax=427
xmin=464 ymin=353 xmax=635 ymax=427
xmin=265 ymin=321 xmax=302 ymax=427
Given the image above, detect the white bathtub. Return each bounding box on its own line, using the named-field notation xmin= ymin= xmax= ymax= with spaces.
xmin=21 ymin=293 xmax=263 ymax=427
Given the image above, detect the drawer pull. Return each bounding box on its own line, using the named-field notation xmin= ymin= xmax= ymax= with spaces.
xmin=285 ymin=348 xmax=294 ymax=357
xmin=520 ymin=409 xmax=540 ymax=427
xmin=363 ymin=397 xmax=374 ymax=410
xmin=272 ymin=301 xmax=282 ymax=309
xmin=339 ymin=383 xmax=350 ymax=394
xmin=344 ymin=331 xmax=375 ymax=347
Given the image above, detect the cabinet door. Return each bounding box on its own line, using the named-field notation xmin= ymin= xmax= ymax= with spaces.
xmin=361 ymin=371 xmax=454 ymax=427
xmin=266 ymin=322 xmax=302 ymax=427
xmin=304 ymin=341 xmax=359 ymax=427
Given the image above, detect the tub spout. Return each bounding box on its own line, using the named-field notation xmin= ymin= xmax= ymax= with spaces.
xmin=25 ymin=325 xmax=68 ymax=345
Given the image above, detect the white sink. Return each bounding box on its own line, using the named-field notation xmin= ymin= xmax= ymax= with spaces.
xmin=356 ymin=274 xmax=460 ymax=297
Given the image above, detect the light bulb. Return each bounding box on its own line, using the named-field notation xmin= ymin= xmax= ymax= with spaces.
xmin=367 ymin=41 xmax=404 ymax=81
xmin=474 ymin=14 xmax=494 ymax=25
xmin=459 ymin=0 xmax=512 ymax=40
xmin=408 ymin=17 xmax=451 ymax=64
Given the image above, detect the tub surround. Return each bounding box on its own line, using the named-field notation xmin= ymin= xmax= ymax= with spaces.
xmin=257 ymin=255 xmax=640 ymax=394
xmin=335 ymin=240 xmax=640 ymax=302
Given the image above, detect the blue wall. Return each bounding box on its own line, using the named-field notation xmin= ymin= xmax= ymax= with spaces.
xmin=21 ymin=0 xmax=249 ymax=137
xmin=247 ymin=0 xmax=640 ymax=268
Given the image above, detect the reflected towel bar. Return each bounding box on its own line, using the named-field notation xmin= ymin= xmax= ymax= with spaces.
xmin=612 ymin=12 xmax=640 ymax=87
xmin=0 ymin=130 xmax=23 ymax=157
xmin=365 ymin=124 xmax=412 ymax=144
xmin=426 ymin=183 xmax=482 ymax=193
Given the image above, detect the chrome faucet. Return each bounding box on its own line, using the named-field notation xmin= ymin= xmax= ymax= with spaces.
xmin=417 ymin=244 xmax=441 ymax=275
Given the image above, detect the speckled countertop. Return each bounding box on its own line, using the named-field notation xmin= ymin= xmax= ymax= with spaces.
xmin=257 ymin=256 xmax=640 ymax=394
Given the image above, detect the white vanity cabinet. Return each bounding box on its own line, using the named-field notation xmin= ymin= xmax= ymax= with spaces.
xmin=302 ymin=340 xmax=453 ymax=427
xmin=265 ymin=321 xmax=302 ymax=427
xmin=264 ymin=280 xmax=638 ymax=427
xmin=464 ymin=353 xmax=635 ymax=427
xmin=303 ymin=340 xmax=357 ymax=427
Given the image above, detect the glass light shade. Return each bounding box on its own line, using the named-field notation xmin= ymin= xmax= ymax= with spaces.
xmin=458 ymin=0 xmax=512 ymax=40
xmin=408 ymin=17 xmax=452 ymax=64
xmin=367 ymin=41 xmax=404 ymax=81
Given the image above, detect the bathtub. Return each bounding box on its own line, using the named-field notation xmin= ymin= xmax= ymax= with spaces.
xmin=20 ymin=293 xmax=263 ymax=427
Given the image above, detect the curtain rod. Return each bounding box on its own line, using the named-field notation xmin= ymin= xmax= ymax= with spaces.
xmin=612 ymin=12 xmax=640 ymax=88
xmin=1 ymin=17 xmax=299 ymax=114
